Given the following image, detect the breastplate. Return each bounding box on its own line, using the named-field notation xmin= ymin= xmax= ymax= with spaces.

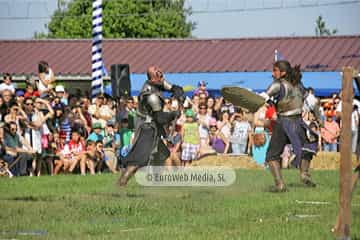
xmin=277 ymin=80 xmax=303 ymax=116
xmin=138 ymin=82 xmax=164 ymax=117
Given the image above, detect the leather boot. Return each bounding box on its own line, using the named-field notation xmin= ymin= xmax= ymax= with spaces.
xmin=300 ymin=160 xmax=316 ymax=187
xmin=268 ymin=160 xmax=286 ymax=192
xmin=118 ymin=165 xmax=138 ymax=187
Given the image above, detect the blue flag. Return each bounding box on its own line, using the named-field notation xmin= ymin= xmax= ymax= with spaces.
xmin=102 ymin=62 xmax=108 ymax=76
xmin=274 ymin=49 xmax=286 ymax=61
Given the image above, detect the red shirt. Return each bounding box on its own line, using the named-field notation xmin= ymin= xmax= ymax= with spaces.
xmin=68 ymin=140 xmax=85 ymax=157
xmin=24 ymin=91 xmax=40 ymax=98
xmin=265 ymin=105 xmax=276 ymax=133
xmin=321 ymin=120 xmax=340 ymax=144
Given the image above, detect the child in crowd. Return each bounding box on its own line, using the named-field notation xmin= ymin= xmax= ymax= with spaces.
xmin=80 ymin=140 xmax=104 ymax=175
xmin=165 ymin=124 xmax=182 ymax=167
xmin=119 ymin=118 xmax=134 ymax=159
xmin=66 ymin=131 xmax=86 ymax=174
xmin=181 ymin=109 xmax=200 ymax=166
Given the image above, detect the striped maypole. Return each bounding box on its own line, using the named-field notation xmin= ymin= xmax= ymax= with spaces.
xmin=91 ymin=0 xmax=103 ymax=98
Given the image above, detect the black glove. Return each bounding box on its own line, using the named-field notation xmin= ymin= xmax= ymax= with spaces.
xmin=172 ymin=110 xmax=181 ymax=119
xmin=171 ymin=85 xmax=185 ymax=104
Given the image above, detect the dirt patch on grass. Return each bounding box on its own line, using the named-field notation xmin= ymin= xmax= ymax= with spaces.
xmin=192 ymin=152 xmax=359 ymax=170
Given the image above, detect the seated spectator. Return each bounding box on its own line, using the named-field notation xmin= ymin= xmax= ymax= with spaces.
xmin=66 ymin=131 xmax=86 ymax=174
xmin=103 ymin=121 xmax=118 ymax=173
xmin=54 ymin=131 xmax=85 ymax=174
xmin=53 ymin=132 xmax=68 ymax=175
xmin=85 ymin=122 xmax=116 ymax=173
xmin=54 ymin=137 xmax=73 ymax=174
xmin=3 ymin=122 xmax=35 ymax=176
xmin=209 ymin=118 xmax=229 ymax=154
xmin=0 ymin=73 xmax=15 ymax=94
xmin=81 ymin=140 xmax=104 ymax=175
xmin=87 ymin=122 xmax=104 ymax=142
xmin=0 ymin=122 xmax=8 ymax=175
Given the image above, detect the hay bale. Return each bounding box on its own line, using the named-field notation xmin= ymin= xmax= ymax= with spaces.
xmin=311 ymin=152 xmax=358 ymax=170
xmin=192 ymin=154 xmax=263 ymax=169
xmin=192 ymin=152 xmax=358 ymax=170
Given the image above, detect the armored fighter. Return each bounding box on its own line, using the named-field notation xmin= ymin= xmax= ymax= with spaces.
xmin=222 ymin=60 xmax=320 ymax=192
xmin=118 ymin=66 xmax=184 ymax=186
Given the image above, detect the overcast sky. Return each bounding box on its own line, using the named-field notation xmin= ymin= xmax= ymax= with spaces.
xmin=0 ymin=0 xmax=359 ymax=39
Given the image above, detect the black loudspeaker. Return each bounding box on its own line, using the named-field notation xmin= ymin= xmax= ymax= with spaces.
xmin=111 ymin=64 xmax=131 ymax=98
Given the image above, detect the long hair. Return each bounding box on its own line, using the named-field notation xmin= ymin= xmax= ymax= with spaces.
xmin=274 ymin=60 xmax=302 ymax=86
xmin=38 ymin=60 xmax=49 ymax=73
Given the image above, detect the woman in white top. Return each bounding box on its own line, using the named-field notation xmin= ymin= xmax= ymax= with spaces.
xmin=38 ymin=61 xmax=56 ymax=96
xmin=217 ymin=110 xmax=231 ymax=139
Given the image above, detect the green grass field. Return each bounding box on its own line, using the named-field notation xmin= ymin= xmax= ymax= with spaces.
xmin=0 ymin=169 xmax=359 ymax=240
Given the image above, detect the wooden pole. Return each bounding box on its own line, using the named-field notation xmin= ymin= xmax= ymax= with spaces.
xmin=333 ymin=67 xmax=354 ymax=239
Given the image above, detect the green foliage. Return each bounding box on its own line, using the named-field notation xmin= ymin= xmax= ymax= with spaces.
xmin=315 ymin=15 xmax=338 ymax=37
xmin=0 ymin=170 xmax=359 ymax=239
xmin=36 ymin=0 xmax=195 ymax=39
xmin=33 ymin=31 xmax=48 ymax=39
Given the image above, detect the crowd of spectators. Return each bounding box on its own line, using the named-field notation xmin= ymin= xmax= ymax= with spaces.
xmin=0 ymin=66 xmax=358 ymax=177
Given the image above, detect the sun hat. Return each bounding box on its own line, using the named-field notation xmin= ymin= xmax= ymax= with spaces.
xmin=55 ymin=85 xmax=65 ymax=92
xmin=92 ymin=122 xmax=102 ymax=129
xmin=185 ymin=108 xmax=195 ymax=117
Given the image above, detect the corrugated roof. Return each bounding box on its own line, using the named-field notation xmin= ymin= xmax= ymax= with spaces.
xmin=0 ymin=36 xmax=359 ymax=75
